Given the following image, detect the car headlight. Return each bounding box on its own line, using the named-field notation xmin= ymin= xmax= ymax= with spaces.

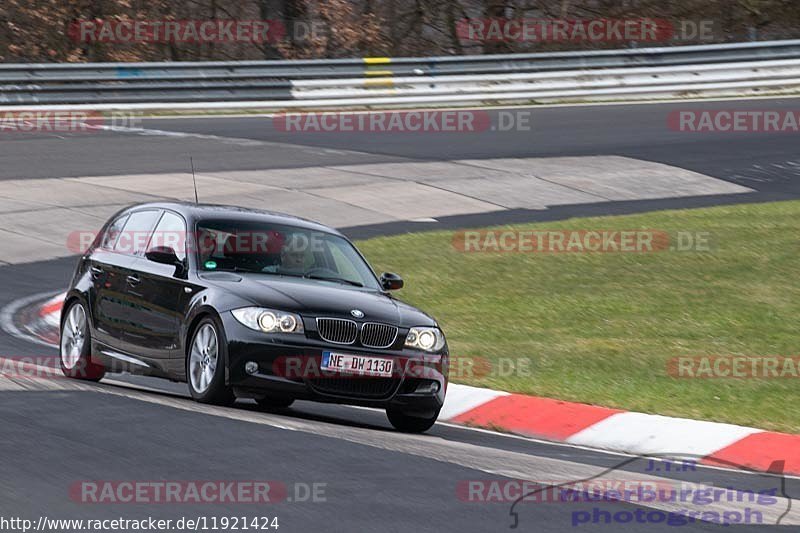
xmin=405 ymin=327 xmax=445 ymax=352
xmin=231 ymin=307 xmax=304 ymax=334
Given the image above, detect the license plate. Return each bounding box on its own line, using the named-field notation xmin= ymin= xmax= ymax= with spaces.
xmin=321 ymin=351 xmax=394 ymax=377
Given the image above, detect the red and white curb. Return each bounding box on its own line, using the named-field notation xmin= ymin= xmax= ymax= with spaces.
xmin=15 ymin=292 xmax=800 ymax=477
xmin=38 ymin=292 xmax=65 ymax=329
xmin=0 ymin=290 xmax=66 ymax=347
xmin=441 ymin=385 xmax=800 ymax=477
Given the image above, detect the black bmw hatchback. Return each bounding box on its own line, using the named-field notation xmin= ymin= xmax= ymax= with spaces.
xmin=60 ymin=202 xmax=448 ymax=432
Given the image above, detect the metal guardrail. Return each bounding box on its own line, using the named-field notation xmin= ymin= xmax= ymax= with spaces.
xmin=1 ymin=39 xmax=800 ymax=109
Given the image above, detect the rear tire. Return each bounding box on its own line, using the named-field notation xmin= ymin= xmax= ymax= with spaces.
xmin=59 ymin=300 xmax=105 ymax=381
xmin=187 ymin=316 xmax=235 ymax=406
xmin=386 ymin=408 xmax=439 ymax=433
xmin=255 ymin=396 xmax=295 ymax=409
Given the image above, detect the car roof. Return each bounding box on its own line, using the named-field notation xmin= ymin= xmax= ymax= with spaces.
xmin=121 ymin=201 xmax=343 ymax=236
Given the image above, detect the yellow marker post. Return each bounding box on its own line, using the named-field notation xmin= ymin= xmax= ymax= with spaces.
xmin=363 ymin=57 xmax=394 ymax=85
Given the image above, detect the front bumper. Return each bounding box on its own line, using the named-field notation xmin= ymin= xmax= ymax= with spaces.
xmin=221 ymin=313 xmax=448 ymax=414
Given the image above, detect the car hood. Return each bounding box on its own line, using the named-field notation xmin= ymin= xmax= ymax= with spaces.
xmin=201 ymin=273 xmax=437 ymax=328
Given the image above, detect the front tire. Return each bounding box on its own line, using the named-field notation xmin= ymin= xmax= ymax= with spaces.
xmin=59 ymin=300 xmax=105 ymax=381
xmin=386 ymin=408 xmax=440 ymax=433
xmin=187 ymin=316 xmax=235 ymax=406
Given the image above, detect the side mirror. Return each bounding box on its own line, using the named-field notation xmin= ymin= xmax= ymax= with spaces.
xmin=380 ymin=272 xmax=404 ymax=291
xmin=146 ymin=246 xmax=180 ymax=266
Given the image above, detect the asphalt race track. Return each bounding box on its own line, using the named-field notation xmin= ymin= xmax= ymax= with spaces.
xmin=1 ymin=99 xmax=799 ymax=532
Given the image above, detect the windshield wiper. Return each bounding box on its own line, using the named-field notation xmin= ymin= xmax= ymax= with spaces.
xmin=204 ymin=266 xmax=259 ymax=274
xmin=224 ymin=268 xmax=305 ymax=277
xmin=305 ymin=275 xmax=363 ymax=287
xmin=269 ymin=271 xmax=305 ymax=278
xmin=218 ymin=268 xmax=362 ymax=286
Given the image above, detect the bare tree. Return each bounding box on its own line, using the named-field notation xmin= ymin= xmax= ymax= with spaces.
xmin=1 ymin=0 xmax=799 ymax=62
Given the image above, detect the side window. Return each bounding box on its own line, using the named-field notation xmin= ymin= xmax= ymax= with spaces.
xmin=147 ymin=211 xmax=187 ymax=262
xmin=114 ymin=210 xmax=161 ymax=256
xmin=99 ymin=214 xmax=129 ymax=250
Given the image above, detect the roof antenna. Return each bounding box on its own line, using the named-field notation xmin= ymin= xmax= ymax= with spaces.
xmin=190 ymin=157 xmax=199 ymax=204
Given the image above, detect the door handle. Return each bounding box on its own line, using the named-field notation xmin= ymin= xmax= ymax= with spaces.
xmin=126 ymin=275 xmax=141 ymax=286
xmin=90 ymin=266 xmax=103 ymax=278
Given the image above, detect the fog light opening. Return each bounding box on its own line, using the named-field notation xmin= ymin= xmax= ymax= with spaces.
xmin=245 ymin=361 xmax=259 ymax=375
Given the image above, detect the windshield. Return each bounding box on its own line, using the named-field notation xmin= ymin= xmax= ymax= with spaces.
xmin=195 ymin=219 xmax=380 ymax=290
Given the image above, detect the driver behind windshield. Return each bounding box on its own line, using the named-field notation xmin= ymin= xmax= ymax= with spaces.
xmin=259 ymin=232 xmax=308 ymax=275
xmin=277 ymin=235 xmax=308 ymax=274
xmin=194 ymin=220 xmax=378 ymax=289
